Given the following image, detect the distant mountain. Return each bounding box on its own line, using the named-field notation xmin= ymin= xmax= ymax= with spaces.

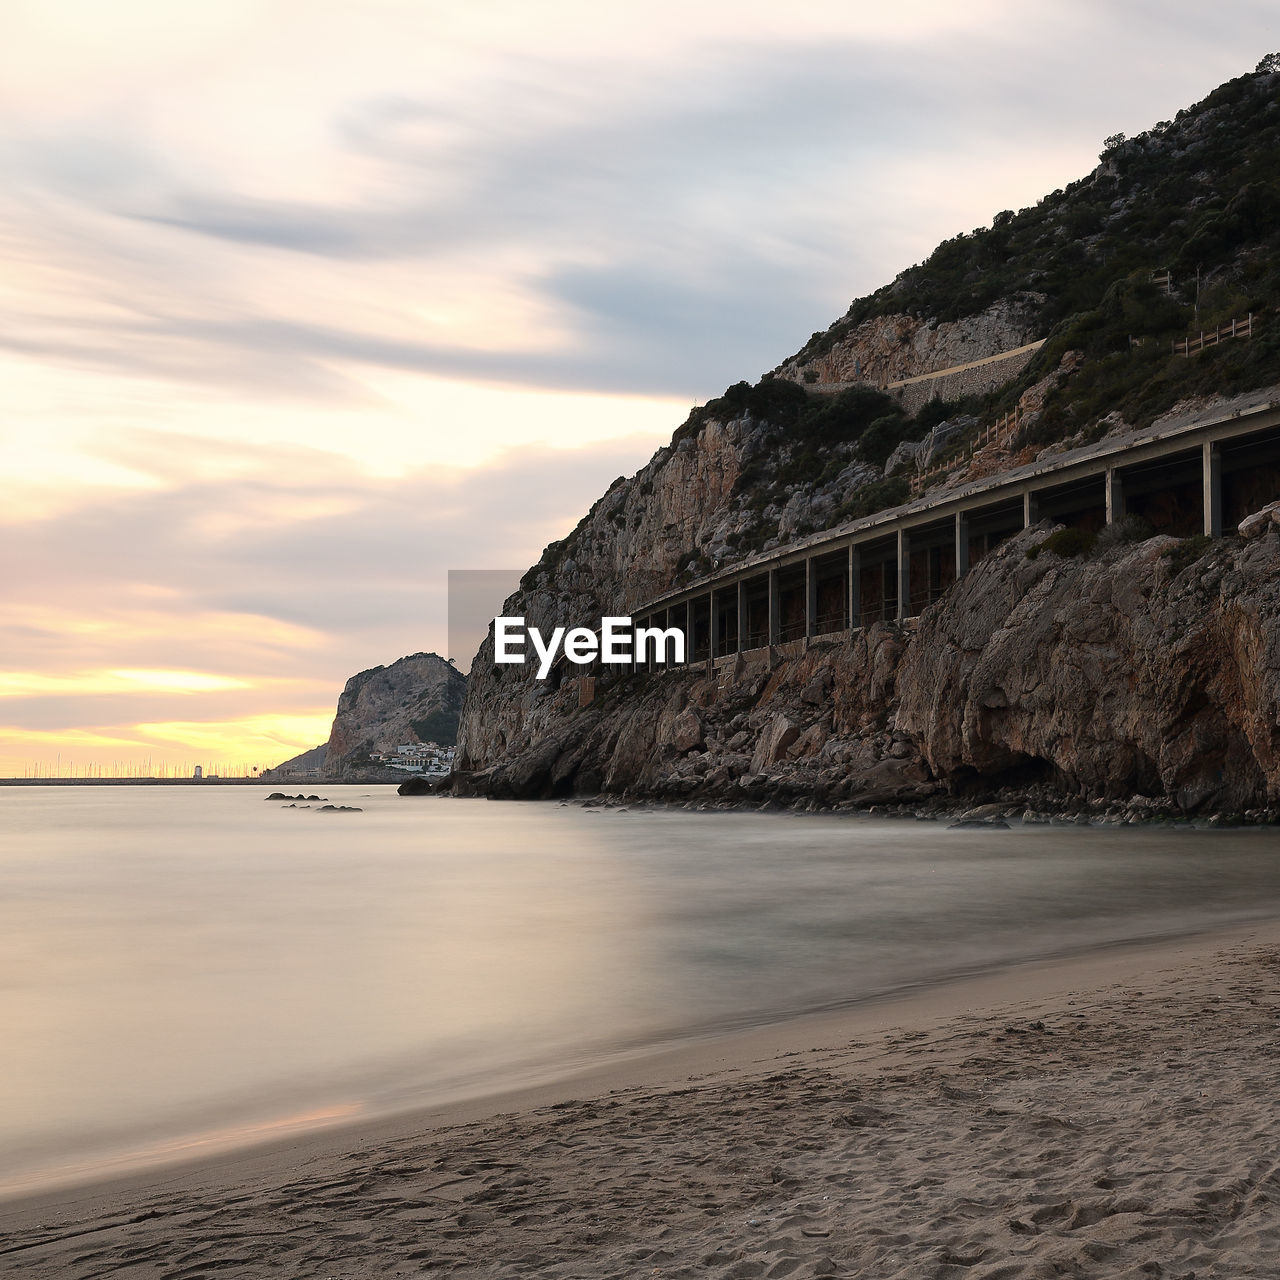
xmin=270 ymin=653 xmax=466 ymax=779
xmin=271 ymin=742 xmax=328 ymax=776
xmin=325 ymin=652 xmax=466 ymax=776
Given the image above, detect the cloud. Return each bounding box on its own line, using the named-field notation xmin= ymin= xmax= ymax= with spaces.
xmin=11 ymin=17 xmax=1273 ymax=402
xmin=0 ymin=431 xmax=655 ymax=753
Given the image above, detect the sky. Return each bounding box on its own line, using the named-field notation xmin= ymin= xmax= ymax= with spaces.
xmin=1 ymin=1 xmax=1276 ymax=776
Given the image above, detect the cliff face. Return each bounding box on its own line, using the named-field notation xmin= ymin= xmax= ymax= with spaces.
xmin=457 ymin=393 xmax=900 ymax=774
xmin=324 ymin=652 xmax=466 ymax=776
xmin=895 ymin=530 xmax=1280 ymax=812
xmin=773 ymin=297 xmax=1042 ymax=389
xmin=457 ymin=528 xmax=1280 ymax=816
xmin=455 ymin=58 xmax=1280 ymax=815
xmin=457 ymin=418 xmax=744 ymax=770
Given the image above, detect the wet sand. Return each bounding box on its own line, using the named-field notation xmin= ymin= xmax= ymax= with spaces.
xmin=4 ymin=921 xmax=1280 ymax=1278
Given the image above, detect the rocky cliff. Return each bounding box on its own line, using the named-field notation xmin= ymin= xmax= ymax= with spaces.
xmin=454 ymin=58 xmax=1280 ymax=818
xmin=327 ymin=652 xmax=466 ymax=775
xmin=455 ymin=394 xmax=884 ymax=775
xmin=274 ymin=652 xmax=466 ymax=779
xmin=773 ymin=297 xmax=1042 ymax=390
xmin=456 ymin=526 xmax=1280 ymax=818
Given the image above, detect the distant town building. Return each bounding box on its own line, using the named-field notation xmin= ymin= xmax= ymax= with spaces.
xmin=368 ymin=742 xmax=456 ymax=774
xmin=193 ymin=765 xmax=203 ymax=779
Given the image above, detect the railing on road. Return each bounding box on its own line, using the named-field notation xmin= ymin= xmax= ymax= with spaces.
xmin=910 ymin=409 xmax=1022 ymax=496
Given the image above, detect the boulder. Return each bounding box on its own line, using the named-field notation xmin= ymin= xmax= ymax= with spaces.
xmin=884 ymin=438 xmax=926 ymax=477
xmin=671 ymin=707 xmax=705 ymax=754
xmin=750 ymin=714 xmax=801 ymax=772
xmin=1238 ymin=500 xmax=1280 ymax=537
xmin=1238 ymin=506 xmax=1275 ymax=537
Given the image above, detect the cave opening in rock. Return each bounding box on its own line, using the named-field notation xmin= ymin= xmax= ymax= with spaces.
xmin=950 ymin=753 xmax=1058 ymax=796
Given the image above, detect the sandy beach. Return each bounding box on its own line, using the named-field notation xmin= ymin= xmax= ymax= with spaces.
xmin=4 ymin=921 xmax=1280 ymax=1278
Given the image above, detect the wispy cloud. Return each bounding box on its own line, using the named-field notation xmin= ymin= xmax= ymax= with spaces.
xmin=0 ymin=433 xmax=655 ymax=766
xmin=5 ymin=14 xmax=1272 ymax=402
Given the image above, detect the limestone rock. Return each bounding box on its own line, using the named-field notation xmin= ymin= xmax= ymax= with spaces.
xmin=885 ymin=438 xmax=927 ymax=477
xmin=671 ymin=707 xmax=705 ymax=754
xmin=450 ymin=529 xmax=1280 ymax=816
xmin=1238 ymin=500 xmax=1280 ymax=537
xmin=319 ymin=653 xmax=466 ymax=778
xmin=776 ymin=298 xmax=1042 ymax=392
xmin=751 ymin=715 xmax=802 ymax=772
xmin=895 ymin=528 xmax=1280 ymax=813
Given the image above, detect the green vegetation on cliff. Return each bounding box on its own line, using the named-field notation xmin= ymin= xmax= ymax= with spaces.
xmin=802 ymin=56 xmax=1280 ymax=343
xmin=785 ymin=56 xmax=1280 ymax=453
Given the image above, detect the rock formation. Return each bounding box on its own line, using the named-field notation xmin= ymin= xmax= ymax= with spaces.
xmin=456 ymin=526 xmax=1280 ymax=817
xmin=895 ymin=527 xmax=1280 ymax=813
xmin=271 ymin=652 xmax=466 ymax=779
xmin=452 ymin=58 xmax=1280 ymax=820
xmin=773 ymin=297 xmax=1045 ymax=414
xmin=325 ymin=652 xmax=465 ymax=776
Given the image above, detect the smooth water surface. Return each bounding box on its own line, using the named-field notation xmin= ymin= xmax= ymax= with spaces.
xmin=3 ymin=785 xmax=1280 ymax=1196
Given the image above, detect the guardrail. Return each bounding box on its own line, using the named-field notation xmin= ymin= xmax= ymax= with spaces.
xmin=910 ymin=409 xmax=1022 ymax=496
xmin=1174 ymin=313 xmax=1255 ymax=357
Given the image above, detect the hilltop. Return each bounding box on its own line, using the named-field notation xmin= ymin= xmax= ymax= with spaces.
xmin=271 ymin=652 xmax=465 ymax=781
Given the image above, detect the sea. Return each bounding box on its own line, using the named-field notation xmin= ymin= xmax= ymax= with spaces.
xmin=3 ymin=784 xmax=1280 ymax=1198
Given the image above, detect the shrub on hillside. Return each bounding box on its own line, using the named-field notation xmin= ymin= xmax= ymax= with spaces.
xmin=1161 ymin=534 xmax=1214 ymax=574
xmin=1095 ymin=515 xmax=1155 ymax=552
xmin=1026 ymin=528 xmax=1098 ymax=560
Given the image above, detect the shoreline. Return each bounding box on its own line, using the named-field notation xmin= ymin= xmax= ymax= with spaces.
xmin=422 ymin=782 xmax=1280 ymax=829
xmin=6 ymin=917 xmax=1280 ymax=1275
xmin=0 ymin=779 xmax=405 ymax=787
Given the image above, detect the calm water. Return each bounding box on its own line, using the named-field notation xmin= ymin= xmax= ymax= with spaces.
xmin=3 ymin=785 xmax=1280 ymax=1197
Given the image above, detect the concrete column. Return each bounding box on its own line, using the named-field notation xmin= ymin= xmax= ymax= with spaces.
xmin=767 ymin=568 xmax=780 ymax=646
xmin=848 ymin=544 xmax=861 ymax=630
xmin=709 ymin=589 xmax=719 ymax=660
xmin=896 ymin=528 xmax=911 ymax=622
xmin=1023 ymin=489 xmax=1039 ymax=528
xmin=954 ymin=512 xmax=969 ymax=579
xmin=1203 ymin=442 xmax=1222 ymax=537
xmin=1105 ymin=467 xmax=1125 ymax=524
xmin=737 ymin=579 xmax=747 ymax=653
xmin=805 ymin=558 xmax=817 ymax=639
xmin=685 ymin=600 xmax=695 ymax=666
